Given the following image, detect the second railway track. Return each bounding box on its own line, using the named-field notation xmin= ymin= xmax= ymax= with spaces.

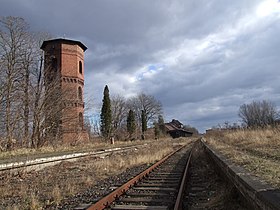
xmin=0 ymin=144 xmax=148 ymax=173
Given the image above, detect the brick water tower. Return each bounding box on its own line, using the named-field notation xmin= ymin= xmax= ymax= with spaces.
xmin=41 ymin=38 xmax=89 ymax=143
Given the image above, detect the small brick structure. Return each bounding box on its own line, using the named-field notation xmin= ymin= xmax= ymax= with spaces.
xmin=41 ymin=38 xmax=89 ymax=143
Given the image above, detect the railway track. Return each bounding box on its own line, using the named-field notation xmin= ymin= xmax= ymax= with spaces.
xmin=3 ymin=138 xmax=277 ymax=209
xmin=79 ymin=145 xmax=192 ymax=210
xmin=0 ymin=144 xmax=147 ymax=173
xmin=74 ymin=141 xmax=260 ymax=210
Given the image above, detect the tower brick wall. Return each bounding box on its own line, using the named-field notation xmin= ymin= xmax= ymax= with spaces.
xmin=41 ymin=38 xmax=89 ymax=144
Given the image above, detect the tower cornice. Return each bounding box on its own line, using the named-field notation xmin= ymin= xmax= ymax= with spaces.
xmin=41 ymin=38 xmax=87 ymax=51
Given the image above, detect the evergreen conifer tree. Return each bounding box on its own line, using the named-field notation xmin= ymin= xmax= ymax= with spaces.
xmin=158 ymin=115 xmax=166 ymax=136
xmin=154 ymin=121 xmax=160 ymax=139
xmin=100 ymin=85 xmax=112 ymax=139
xmin=141 ymin=110 xmax=147 ymax=139
xmin=127 ymin=109 xmax=136 ymax=139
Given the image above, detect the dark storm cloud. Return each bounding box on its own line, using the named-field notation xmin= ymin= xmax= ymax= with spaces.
xmin=1 ymin=0 xmax=280 ymax=132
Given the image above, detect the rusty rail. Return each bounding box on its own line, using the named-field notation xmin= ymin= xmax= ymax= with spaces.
xmin=87 ymin=145 xmax=186 ymax=210
xmin=174 ymin=149 xmax=192 ymax=210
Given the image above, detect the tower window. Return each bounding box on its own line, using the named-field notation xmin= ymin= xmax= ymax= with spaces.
xmin=79 ymin=61 xmax=83 ymax=74
xmin=79 ymin=112 xmax=83 ymax=128
xmin=51 ymin=58 xmax=57 ymax=71
xmin=78 ymin=86 xmax=82 ymax=101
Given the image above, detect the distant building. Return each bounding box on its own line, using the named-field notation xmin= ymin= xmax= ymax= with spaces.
xmin=41 ymin=38 xmax=89 ymax=143
xmin=165 ymin=119 xmax=193 ymax=138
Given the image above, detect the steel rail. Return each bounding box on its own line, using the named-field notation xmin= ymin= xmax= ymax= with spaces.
xmin=174 ymin=148 xmax=192 ymax=210
xmin=87 ymin=145 xmax=186 ymax=210
xmin=0 ymin=144 xmax=144 ymax=172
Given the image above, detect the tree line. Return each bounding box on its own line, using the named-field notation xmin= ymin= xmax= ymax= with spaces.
xmin=0 ymin=16 xmax=167 ymax=150
xmin=99 ymin=85 xmax=165 ymax=141
xmin=0 ymin=16 xmax=63 ymax=150
xmin=211 ymin=100 xmax=279 ymax=131
xmin=0 ymin=16 xmax=84 ymax=150
xmin=238 ymin=100 xmax=279 ymax=128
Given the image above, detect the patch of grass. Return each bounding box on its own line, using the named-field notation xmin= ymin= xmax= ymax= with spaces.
xmin=0 ymin=138 xmax=177 ymax=163
xmin=65 ymin=182 xmax=76 ymax=196
xmin=206 ymin=128 xmax=280 ymax=187
xmin=6 ymin=206 xmax=20 ymax=210
xmin=0 ymin=137 xmax=195 ymax=208
xmin=30 ymin=192 xmax=43 ymax=210
xmin=51 ymin=185 xmax=62 ymax=205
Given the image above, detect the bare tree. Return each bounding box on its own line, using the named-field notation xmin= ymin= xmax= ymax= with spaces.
xmin=18 ymin=32 xmax=42 ymax=146
xmin=0 ymin=16 xmax=30 ymax=150
xmin=0 ymin=16 xmax=94 ymax=149
xmin=111 ymin=95 xmax=128 ymax=139
xmin=28 ymin=32 xmax=52 ymax=148
xmin=29 ymin=58 xmax=65 ymax=148
xmin=128 ymin=93 xmax=163 ymax=125
xmin=238 ymin=100 xmax=279 ymax=128
xmin=0 ymin=16 xmax=57 ymax=150
xmin=91 ymin=113 xmax=101 ymax=136
xmin=127 ymin=93 xmax=163 ymax=139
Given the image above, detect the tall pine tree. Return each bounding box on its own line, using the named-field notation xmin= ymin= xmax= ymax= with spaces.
xmin=100 ymin=85 xmax=112 ymax=139
xmin=154 ymin=121 xmax=160 ymax=139
xmin=158 ymin=115 xmax=166 ymax=137
xmin=141 ymin=110 xmax=147 ymax=139
xmin=127 ymin=109 xmax=136 ymax=139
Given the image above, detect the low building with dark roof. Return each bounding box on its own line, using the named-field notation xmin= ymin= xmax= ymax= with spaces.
xmin=165 ymin=119 xmax=193 ymax=138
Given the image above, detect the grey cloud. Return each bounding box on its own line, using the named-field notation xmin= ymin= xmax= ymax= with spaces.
xmin=1 ymin=0 xmax=279 ymax=132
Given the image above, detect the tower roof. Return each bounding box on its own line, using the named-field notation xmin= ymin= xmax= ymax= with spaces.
xmin=41 ymin=38 xmax=87 ymax=51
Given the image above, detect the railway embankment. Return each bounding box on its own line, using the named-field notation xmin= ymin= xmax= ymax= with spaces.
xmin=201 ymin=139 xmax=280 ymax=210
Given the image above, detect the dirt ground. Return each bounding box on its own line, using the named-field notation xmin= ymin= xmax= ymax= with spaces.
xmin=184 ymin=142 xmax=251 ymax=210
xmin=0 ymin=138 xmax=193 ymax=209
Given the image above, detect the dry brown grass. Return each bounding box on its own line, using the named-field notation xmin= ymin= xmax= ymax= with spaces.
xmin=51 ymin=185 xmax=62 ymax=205
xmin=90 ymin=146 xmax=173 ymax=176
xmin=65 ymin=182 xmax=76 ymax=196
xmin=30 ymin=192 xmax=42 ymax=210
xmin=6 ymin=206 xmax=20 ymax=210
xmin=205 ymin=128 xmax=280 ymax=188
xmin=1 ymin=137 xmax=195 ymax=209
xmin=0 ymin=138 xmax=181 ymax=162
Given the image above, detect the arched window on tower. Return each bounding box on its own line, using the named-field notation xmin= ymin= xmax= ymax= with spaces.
xmin=79 ymin=112 xmax=83 ymax=128
xmin=79 ymin=61 xmax=82 ymax=74
xmin=51 ymin=57 xmax=57 ymax=71
xmin=78 ymin=86 xmax=82 ymax=101
xmin=46 ymin=57 xmax=58 ymax=83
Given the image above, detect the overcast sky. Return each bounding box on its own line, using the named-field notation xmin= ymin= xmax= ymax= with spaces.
xmin=1 ymin=0 xmax=280 ymax=132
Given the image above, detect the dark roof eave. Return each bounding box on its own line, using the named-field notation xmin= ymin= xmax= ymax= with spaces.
xmin=40 ymin=38 xmax=87 ymax=51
